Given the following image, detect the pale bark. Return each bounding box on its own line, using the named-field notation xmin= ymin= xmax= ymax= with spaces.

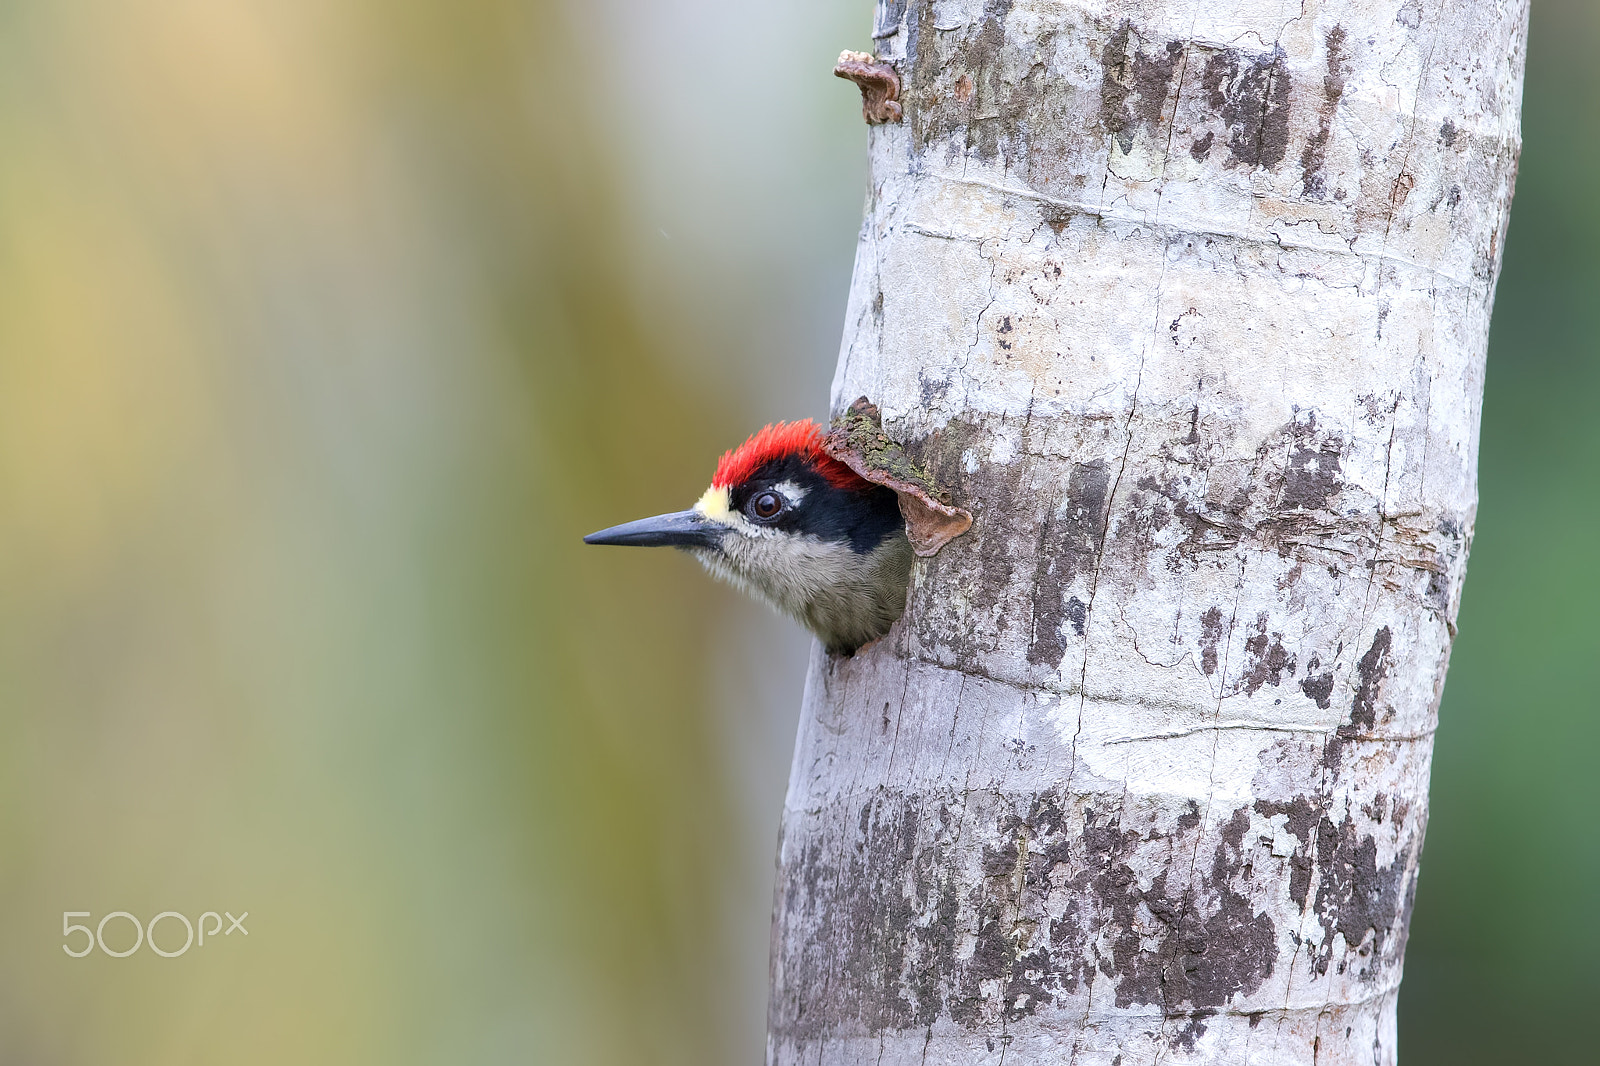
xmin=769 ymin=1 xmax=1525 ymax=1063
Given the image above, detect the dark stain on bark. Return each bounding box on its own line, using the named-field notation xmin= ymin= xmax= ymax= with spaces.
xmin=1277 ymin=418 xmax=1346 ymax=511
xmin=1128 ymin=468 xmax=1234 ymax=575
xmin=1300 ymin=26 xmax=1348 ymax=198
xmin=1310 ymin=812 xmax=1413 ymax=977
xmin=1170 ymin=1009 xmax=1216 ymax=1051
xmin=1201 ymin=46 xmax=1292 ymax=169
xmin=1064 ymin=595 xmax=1088 ymax=636
xmin=1099 ymin=22 xmax=1184 ymax=154
xmin=1300 ymin=655 xmax=1336 ymax=709
xmin=1240 ymin=612 xmax=1297 ymax=695
xmin=1348 ymin=626 xmax=1392 ymax=733
xmin=1253 ymin=795 xmax=1320 ymax=909
xmin=909 ymin=0 xmax=1021 ymax=161
xmin=1101 ymin=28 xmax=1295 ymax=172
xmin=918 ymin=369 xmax=950 ymax=410
xmin=773 ymin=793 xmax=1283 ymax=1038
xmin=1027 ymin=460 xmax=1110 ymax=666
xmin=1087 ymin=807 xmax=1278 ymax=1014
xmin=1199 ymin=606 xmax=1226 ymax=675
xmin=1317 ymin=627 xmax=1393 ymax=772
xmin=907 ymin=7 xmax=1311 ymax=202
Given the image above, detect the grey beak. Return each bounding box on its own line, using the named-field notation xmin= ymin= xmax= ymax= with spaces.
xmin=583 ymin=509 xmax=723 ymax=549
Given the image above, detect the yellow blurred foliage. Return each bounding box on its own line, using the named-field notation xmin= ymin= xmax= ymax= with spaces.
xmin=0 ymin=2 xmax=748 ymax=1064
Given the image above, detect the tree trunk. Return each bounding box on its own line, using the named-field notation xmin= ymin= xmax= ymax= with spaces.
xmin=770 ymin=2 xmax=1525 ymax=1063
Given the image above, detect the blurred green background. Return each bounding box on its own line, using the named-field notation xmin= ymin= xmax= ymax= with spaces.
xmin=0 ymin=2 xmax=1591 ymax=1064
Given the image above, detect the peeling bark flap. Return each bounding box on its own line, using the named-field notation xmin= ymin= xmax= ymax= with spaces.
xmin=834 ymin=51 xmax=903 ymax=125
xmin=823 ymin=397 xmax=973 ymax=556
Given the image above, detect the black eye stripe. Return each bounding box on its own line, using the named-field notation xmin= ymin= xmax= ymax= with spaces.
xmin=730 ymin=463 xmax=902 ymax=553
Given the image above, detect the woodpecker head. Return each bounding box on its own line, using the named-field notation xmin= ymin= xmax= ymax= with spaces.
xmin=584 ymin=420 xmax=912 ymax=655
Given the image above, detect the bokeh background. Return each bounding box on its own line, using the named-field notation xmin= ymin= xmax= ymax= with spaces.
xmin=0 ymin=1 xmax=1591 ymax=1063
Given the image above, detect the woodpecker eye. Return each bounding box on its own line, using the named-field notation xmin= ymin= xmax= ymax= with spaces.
xmin=750 ymin=491 xmax=784 ymax=520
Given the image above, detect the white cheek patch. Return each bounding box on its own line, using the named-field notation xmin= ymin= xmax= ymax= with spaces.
xmin=772 ymin=480 xmax=808 ymax=506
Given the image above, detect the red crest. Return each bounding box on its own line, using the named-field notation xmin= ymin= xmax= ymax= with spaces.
xmin=712 ymin=420 xmax=866 ymax=491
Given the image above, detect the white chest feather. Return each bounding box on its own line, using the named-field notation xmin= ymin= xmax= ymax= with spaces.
xmin=690 ymin=530 xmax=912 ymax=654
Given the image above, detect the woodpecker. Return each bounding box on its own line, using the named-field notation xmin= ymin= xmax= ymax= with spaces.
xmin=584 ymin=420 xmax=912 ymax=655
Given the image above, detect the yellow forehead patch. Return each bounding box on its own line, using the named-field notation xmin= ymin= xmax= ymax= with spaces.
xmin=695 ymin=484 xmax=734 ymax=523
